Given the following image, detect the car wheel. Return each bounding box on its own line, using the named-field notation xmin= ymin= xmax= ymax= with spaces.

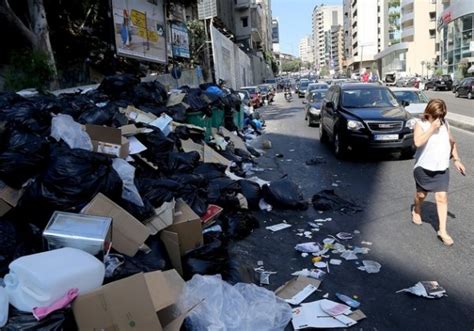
xmin=319 ymin=123 xmax=328 ymax=144
xmin=434 ymin=86 xmax=438 ymax=91
xmin=333 ymin=131 xmax=348 ymax=159
xmin=401 ymin=147 xmax=416 ymax=160
xmin=468 ymin=92 xmax=473 ymax=100
xmin=455 ymin=91 xmax=459 ymax=98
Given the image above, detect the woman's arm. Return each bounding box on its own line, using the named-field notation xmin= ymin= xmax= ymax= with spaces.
xmin=414 ymin=119 xmax=440 ymax=148
xmin=449 ymin=128 xmax=466 ymax=174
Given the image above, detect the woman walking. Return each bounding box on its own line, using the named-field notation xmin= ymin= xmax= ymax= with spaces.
xmin=412 ymin=99 xmax=466 ymax=246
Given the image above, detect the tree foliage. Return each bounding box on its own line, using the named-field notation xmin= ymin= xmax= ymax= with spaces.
xmin=319 ymin=66 xmax=329 ymax=77
xmin=281 ymin=59 xmax=302 ymax=72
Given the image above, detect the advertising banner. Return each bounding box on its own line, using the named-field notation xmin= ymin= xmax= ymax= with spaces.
xmin=112 ymin=0 xmax=167 ymax=64
xmin=171 ymin=22 xmax=190 ymax=58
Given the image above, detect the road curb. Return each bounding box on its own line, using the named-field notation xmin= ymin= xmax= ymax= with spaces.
xmin=446 ymin=117 xmax=474 ymax=133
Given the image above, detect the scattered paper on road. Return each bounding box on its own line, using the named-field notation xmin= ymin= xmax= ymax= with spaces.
xmin=266 ymin=223 xmax=292 ymax=232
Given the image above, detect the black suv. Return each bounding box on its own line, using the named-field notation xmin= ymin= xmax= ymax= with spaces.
xmin=454 ymin=77 xmax=474 ymax=99
xmin=424 ymin=75 xmax=453 ymax=91
xmin=319 ymin=84 xmax=416 ymax=159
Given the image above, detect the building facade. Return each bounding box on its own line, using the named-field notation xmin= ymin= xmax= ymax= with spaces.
xmin=375 ymin=0 xmax=437 ymax=77
xmin=330 ymin=25 xmax=345 ymax=73
xmin=437 ymin=0 xmax=474 ymax=75
xmin=312 ymin=4 xmax=343 ymax=69
xmin=299 ymin=35 xmax=314 ymax=64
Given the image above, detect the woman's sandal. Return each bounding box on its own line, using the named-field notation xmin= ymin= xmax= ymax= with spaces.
xmin=411 ymin=208 xmax=422 ymax=225
xmin=437 ymin=231 xmax=454 ymax=246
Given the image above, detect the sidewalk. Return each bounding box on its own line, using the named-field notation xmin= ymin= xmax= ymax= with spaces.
xmin=446 ymin=112 xmax=474 ymax=133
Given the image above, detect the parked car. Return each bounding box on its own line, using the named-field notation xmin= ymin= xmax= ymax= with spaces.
xmin=238 ymin=90 xmax=252 ymax=106
xmin=451 ymin=78 xmax=461 ymax=92
xmin=390 ymin=87 xmax=429 ymax=117
xmin=424 ymin=75 xmax=453 ymax=91
xmin=319 ymin=83 xmax=416 ymax=159
xmin=304 ymin=89 xmax=327 ymax=127
xmin=240 ymin=86 xmax=262 ymax=107
xmin=258 ymin=84 xmax=275 ymax=103
xmin=297 ymin=80 xmax=310 ymax=98
xmin=305 ymin=83 xmax=329 ymax=99
xmin=405 ymin=77 xmax=421 ymax=89
xmin=454 ymin=77 xmax=474 ymax=99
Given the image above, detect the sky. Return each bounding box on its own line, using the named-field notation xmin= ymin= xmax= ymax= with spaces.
xmin=271 ymin=0 xmax=342 ymax=56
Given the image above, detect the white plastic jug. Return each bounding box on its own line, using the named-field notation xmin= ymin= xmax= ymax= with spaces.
xmin=4 ymin=247 xmax=105 ymax=312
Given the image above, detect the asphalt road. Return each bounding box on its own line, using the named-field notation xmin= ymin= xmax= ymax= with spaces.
xmin=231 ymin=93 xmax=474 ymax=330
xmin=425 ymin=90 xmax=473 ymax=118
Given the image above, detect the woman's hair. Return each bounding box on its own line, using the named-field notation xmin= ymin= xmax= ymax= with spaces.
xmin=423 ymin=99 xmax=447 ymax=121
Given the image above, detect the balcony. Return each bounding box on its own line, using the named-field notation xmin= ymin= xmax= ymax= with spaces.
xmin=401 ymin=27 xmax=414 ymax=40
xmin=235 ymin=0 xmax=252 ymax=10
xmin=401 ymin=11 xmax=414 ymax=24
xmin=401 ymin=0 xmax=414 ymax=7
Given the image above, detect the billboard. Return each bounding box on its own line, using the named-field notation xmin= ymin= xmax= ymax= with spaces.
xmin=112 ymin=0 xmax=167 ymax=64
xmin=171 ymin=22 xmax=190 ymax=58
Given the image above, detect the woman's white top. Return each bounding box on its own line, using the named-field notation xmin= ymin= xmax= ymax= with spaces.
xmin=414 ymin=119 xmax=451 ymax=171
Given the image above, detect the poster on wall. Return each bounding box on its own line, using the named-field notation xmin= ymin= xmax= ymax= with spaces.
xmin=112 ymin=0 xmax=167 ymax=63
xmin=171 ymin=22 xmax=190 ymax=58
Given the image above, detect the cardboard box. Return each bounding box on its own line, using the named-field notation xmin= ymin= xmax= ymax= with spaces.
xmin=145 ymin=199 xmax=176 ymax=235
xmin=121 ymin=105 xmax=157 ymax=124
xmin=85 ymin=124 xmax=130 ymax=158
xmin=160 ymin=199 xmax=204 ymax=275
xmin=275 ymin=276 xmax=321 ymax=305
xmin=0 ymin=180 xmax=23 ymax=216
xmin=73 ymin=270 xmax=191 ymax=331
xmin=120 ymin=124 xmax=153 ymax=137
xmin=180 ymin=139 xmax=231 ymax=166
xmin=82 ymin=193 xmax=150 ymax=257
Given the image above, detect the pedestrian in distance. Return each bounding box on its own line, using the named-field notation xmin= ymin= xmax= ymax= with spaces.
xmin=412 ymin=99 xmax=466 ymax=246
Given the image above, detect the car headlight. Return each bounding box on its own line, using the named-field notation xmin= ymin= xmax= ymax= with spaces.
xmin=347 ymin=120 xmax=364 ymax=131
xmin=405 ymin=118 xmax=417 ymax=130
xmin=309 ymin=107 xmax=320 ymax=115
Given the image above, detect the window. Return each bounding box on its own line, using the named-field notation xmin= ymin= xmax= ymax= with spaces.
xmin=429 ymin=12 xmax=436 ymax=22
xmin=241 ymin=16 xmax=248 ymax=27
xmin=429 ymin=29 xmax=436 ymax=39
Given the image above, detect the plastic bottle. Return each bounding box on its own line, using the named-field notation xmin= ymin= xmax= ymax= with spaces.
xmin=0 ymin=286 xmax=8 ymax=327
xmin=4 ymin=247 xmax=105 ymax=312
xmin=335 ymin=293 xmax=360 ymax=308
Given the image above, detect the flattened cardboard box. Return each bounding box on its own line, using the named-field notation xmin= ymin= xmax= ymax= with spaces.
xmin=160 ymin=199 xmax=203 ymax=276
xmin=145 ymin=199 xmax=176 ymax=235
xmin=82 ymin=193 xmax=150 ymax=257
xmin=0 ymin=180 xmax=23 ymax=216
xmin=86 ymin=124 xmax=130 ymax=158
xmin=73 ymin=270 xmax=188 ymax=331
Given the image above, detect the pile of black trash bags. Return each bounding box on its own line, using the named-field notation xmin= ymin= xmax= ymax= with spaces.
xmin=0 ymin=74 xmax=306 ymax=330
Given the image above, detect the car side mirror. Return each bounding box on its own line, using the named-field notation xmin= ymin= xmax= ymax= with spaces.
xmin=401 ymin=100 xmax=410 ymax=107
xmin=326 ymin=101 xmax=335 ymax=109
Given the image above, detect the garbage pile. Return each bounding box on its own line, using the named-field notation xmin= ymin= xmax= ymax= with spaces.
xmin=0 ymin=74 xmax=305 ymax=329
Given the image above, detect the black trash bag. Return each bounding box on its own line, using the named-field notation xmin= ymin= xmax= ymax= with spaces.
xmin=238 ymin=180 xmax=262 ymax=209
xmin=116 ymin=197 xmax=156 ymax=223
xmin=168 ymin=151 xmax=200 ymax=174
xmin=105 ymin=237 xmax=171 ymax=283
xmin=218 ymin=149 xmax=242 ymax=163
xmin=56 ymin=93 xmax=96 ymax=119
xmin=220 ymin=211 xmax=259 ymax=240
xmin=234 ymin=148 xmax=253 ymax=162
xmin=0 ymin=217 xmax=19 ymax=276
xmin=179 ymin=185 xmax=208 ymax=216
xmin=207 ymin=178 xmax=241 ymax=209
xmin=137 ymin=129 xmax=175 ymax=166
xmin=137 ymin=177 xmax=180 ymax=208
xmin=192 ymin=163 xmax=227 ymax=180
xmin=312 ymin=189 xmax=362 ymax=215
xmin=262 ymin=178 xmax=308 ymax=210
xmin=182 ymin=237 xmax=229 ymax=280
xmin=0 ymin=130 xmax=49 ymax=188
xmin=29 ymin=95 xmax=64 ymax=114
xmin=171 ymin=173 xmax=207 ymax=187
xmin=77 ymin=106 xmax=114 ymax=125
xmin=246 ymin=145 xmax=262 ymax=157
xmin=184 ymin=88 xmax=210 ymax=113
xmin=18 ymin=144 xmax=122 ymax=227
xmin=2 ymin=102 xmax=52 ymax=135
xmin=133 ymin=80 xmax=168 ymax=106
xmin=174 ymin=125 xmax=191 ymax=140
xmin=137 ymin=104 xmax=168 ymax=117
xmin=3 ymin=308 xmax=76 ymax=331
xmin=98 ymin=74 xmax=140 ymax=99
xmin=83 ymin=89 xmax=110 ymax=104
xmin=0 ymin=92 xmax=26 ymax=109
xmin=167 ymin=103 xmax=187 ymax=123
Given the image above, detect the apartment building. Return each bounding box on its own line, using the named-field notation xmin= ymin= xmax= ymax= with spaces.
xmin=344 ymin=0 xmax=389 ymax=73
xmin=299 ymin=36 xmax=314 ymax=64
xmin=312 ymin=4 xmax=343 ymax=68
xmin=330 ymin=25 xmax=345 ymax=73
xmin=375 ymin=0 xmax=437 ymax=76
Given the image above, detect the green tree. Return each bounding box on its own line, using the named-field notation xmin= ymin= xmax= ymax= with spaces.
xmin=434 ymin=68 xmax=443 ymax=76
xmin=281 ymin=59 xmax=301 ymax=72
xmin=319 ymin=66 xmax=329 ymax=77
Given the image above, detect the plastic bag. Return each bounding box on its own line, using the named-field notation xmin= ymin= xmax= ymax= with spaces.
xmin=98 ymin=74 xmax=140 ymax=99
xmin=262 ymin=178 xmax=307 ymax=210
xmin=221 ymin=211 xmax=259 ymax=240
xmin=112 ymin=158 xmax=144 ymax=207
xmin=50 ymin=114 xmax=93 ymax=150
xmin=238 ymin=180 xmax=262 ymax=209
xmin=312 ymin=189 xmax=362 ymax=214
xmin=1 ymin=102 xmax=52 ymax=135
xmin=178 ymin=274 xmax=292 ymax=331
xmin=0 ymin=130 xmax=49 ymax=188
xmin=168 ymin=152 xmax=201 ymax=174
xmin=2 ymin=308 xmax=76 ymax=331
xmin=132 ymin=80 xmax=168 ymax=106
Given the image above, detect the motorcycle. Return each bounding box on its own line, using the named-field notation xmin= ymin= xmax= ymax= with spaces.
xmin=284 ymin=90 xmax=292 ymax=102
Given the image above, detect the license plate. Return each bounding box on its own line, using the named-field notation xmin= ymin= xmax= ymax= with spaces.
xmin=440 ymin=82 xmax=445 ymax=84
xmin=374 ymin=134 xmax=399 ymax=141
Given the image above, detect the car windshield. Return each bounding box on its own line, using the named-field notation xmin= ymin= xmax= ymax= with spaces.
xmin=393 ymin=91 xmax=428 ymax=104
xmin=342 ymin=88 xmax=399 ymax=108
xmin=311 ymin=90 xmax=327 ymax=101
xmin=308 ymin=84 xmax=328 ymax=91
xmin=300 ymin=82 xmax=309 ymax=88
xmin=259 ymin=86 xmax=269 ymax=92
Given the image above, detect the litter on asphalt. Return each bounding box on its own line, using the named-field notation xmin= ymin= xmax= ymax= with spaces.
xmin=357 ymin=260 xmax=381 ymax=273
xmin=266 ymin=223 xmax=292 ymax=232
xmin=396 ymin=281 xmax=446 ymax=298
